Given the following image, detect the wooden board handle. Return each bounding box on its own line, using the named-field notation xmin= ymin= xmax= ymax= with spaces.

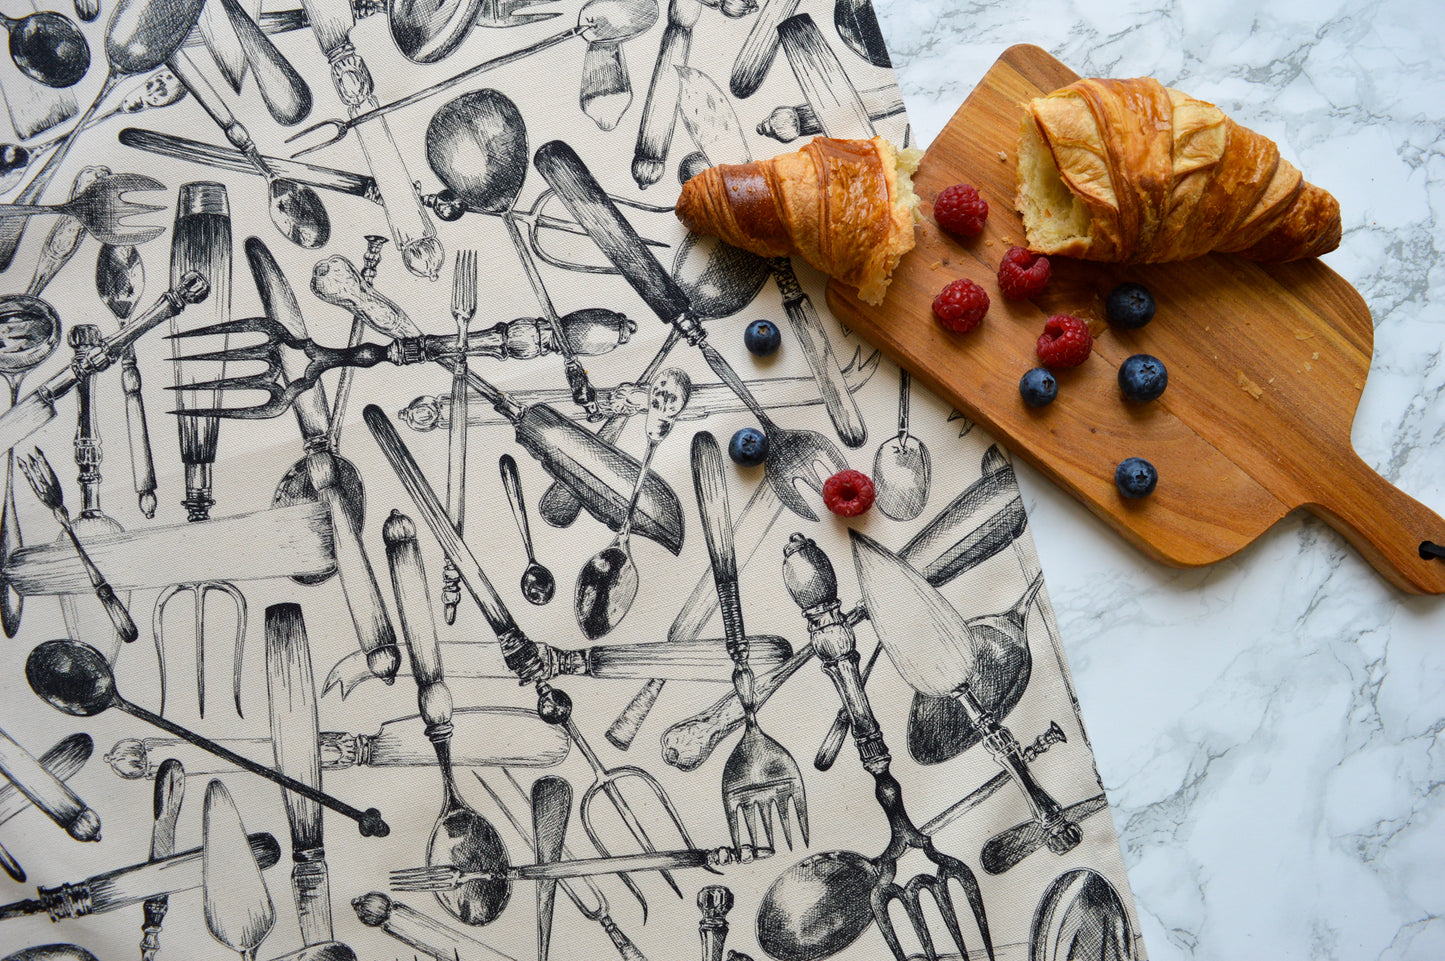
xmin=1306 ymin=452 xmax=1445 ymax=594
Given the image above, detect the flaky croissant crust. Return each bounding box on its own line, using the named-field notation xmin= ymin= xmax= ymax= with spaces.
xmin=1016 ymin=77 xmax=1342 ymax=263
xmin=675 ymin=136 xmax=917 ymax=304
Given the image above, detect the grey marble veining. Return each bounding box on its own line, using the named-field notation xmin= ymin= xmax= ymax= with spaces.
xmin=869 ymin=1 xmax=1445 ymax=959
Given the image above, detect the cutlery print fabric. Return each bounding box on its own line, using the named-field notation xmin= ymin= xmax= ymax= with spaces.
xmin=0 ymin=0 xmax=1146 ymax=959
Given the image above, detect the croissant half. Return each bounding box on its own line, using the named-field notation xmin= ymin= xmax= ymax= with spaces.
xmin=676 ymin=136 xmax=921 ymax=304
xmin=1015 ymin=77 xmax=1342 ymax=263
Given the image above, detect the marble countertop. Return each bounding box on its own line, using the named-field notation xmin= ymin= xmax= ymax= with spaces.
xmin=868 ymin=1 xmax=1445 ymax=959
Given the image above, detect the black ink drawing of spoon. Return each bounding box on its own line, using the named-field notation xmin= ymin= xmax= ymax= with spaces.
xmin=383 ymin=510 xmax=512 ymax=927
xmin=873 ymin=369 xmax=931 ymax=521
xmin=575 ymin=367 xmax=691 ymax=639
xmin=500 ymin=453 xmax=555 ymax=606
xmin=26 ymin=639 xmax=390 ymax=836
xmin=97 ymin=241 xmax=159 ymax=519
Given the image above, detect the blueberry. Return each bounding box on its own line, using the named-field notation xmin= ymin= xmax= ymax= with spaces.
xmin=1115 ymin=457 xmax=1158 ymax=498
xmin=1019 ymin=367 xmax=1059 ymax=407
xmin=729 ymin=427 xmax=769 ymax=466
xmin=1105 ymin=282 xmax=1156 ymax=329
xmin=1118 ymin=353 xmax=1168 ymax=401
xmin=744 ymin=319 xmax=781 ymax=356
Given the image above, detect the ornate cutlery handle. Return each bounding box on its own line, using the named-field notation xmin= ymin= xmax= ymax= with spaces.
xmin=698 ymin=885 xmax=732 ymax=961
xmin=310 ymin=254 xmax=418 ymax=339
xmin=119 ymin=341 xmax=158 ymax=518
xmin=782 ymin=534 xmax=886 ymax=766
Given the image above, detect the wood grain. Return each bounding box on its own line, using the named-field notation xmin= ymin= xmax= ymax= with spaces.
xmin=826 ymin=44 xmax=1445 ymax=594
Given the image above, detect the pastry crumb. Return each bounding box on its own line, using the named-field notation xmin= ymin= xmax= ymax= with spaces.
xmin=929 ymin=260 xmax=942 ymax=270
xmin=1311 ymin=351 xmax=1319 ymax=360
xmin=1236 ymin=371 xmax=1264 ymax=399
xmin=1294 ymin=329 xmax=1314 ymax=340
xmin=998 ymin=150 xmax=1008 ymax=161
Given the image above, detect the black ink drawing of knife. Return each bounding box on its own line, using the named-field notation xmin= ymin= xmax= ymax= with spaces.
xmin=266 ymin=603 xmax=333 ymax=945
xmin=140 ymin=758 xmax=184 ymax=961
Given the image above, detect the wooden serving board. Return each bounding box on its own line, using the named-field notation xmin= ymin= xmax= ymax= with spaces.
xmin=827 ymin=44 xmax=1445 ymax=594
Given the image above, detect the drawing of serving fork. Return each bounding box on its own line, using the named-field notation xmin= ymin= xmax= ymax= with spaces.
xmin=770 ymin=533 xmax=995 ymax=961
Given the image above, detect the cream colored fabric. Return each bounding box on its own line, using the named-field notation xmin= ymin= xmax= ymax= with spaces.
xmin=0 ymin=5 xmax=1143 ymax=960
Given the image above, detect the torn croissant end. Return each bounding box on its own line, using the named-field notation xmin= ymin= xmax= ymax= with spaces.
xmin=1015 ymin=76 xmax=1342 ymax=263
xmin=676 ymin=136 xmax=922 ymax=305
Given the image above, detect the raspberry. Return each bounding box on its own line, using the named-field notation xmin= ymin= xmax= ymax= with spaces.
xmin=932 ymin=278 xmax=989 ymax=332
xmin=1035 ymin=314 xmax=1093 ymax=368
xmin=997 ymin=246 xmax=1051 ymax=299
xmin=933 ymin=184 xmax=988 ymax=237
xmin=822 ymin=469 xmax=876 ymax=517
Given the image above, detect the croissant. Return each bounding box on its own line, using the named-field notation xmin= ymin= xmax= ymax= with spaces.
xmin=675 ymin=136 xmax=921 ymax=305
xmin=1015 ymin=77 xmax=1341 ymax=263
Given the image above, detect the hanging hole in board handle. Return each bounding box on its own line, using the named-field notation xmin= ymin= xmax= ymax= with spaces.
xmin=1419 ymin=540 xmax=1445 ymax=560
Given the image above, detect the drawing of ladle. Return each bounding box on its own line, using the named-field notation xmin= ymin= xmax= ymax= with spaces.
xmin=425 ymin=87 xmax=609 ymax=408
xmin=0 ymin=8 xmax=89 ymax=88
xmin=575 ymin=367 xmax=691 ymax=639
xmin=25 ymin=639 xmax=390 ymax=837
xmin=873 ymin=369 xmax=930 ymax=521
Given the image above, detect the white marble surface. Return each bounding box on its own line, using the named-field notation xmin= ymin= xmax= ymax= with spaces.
xmin=867 ymin=1 xmax=1445 ymax=958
